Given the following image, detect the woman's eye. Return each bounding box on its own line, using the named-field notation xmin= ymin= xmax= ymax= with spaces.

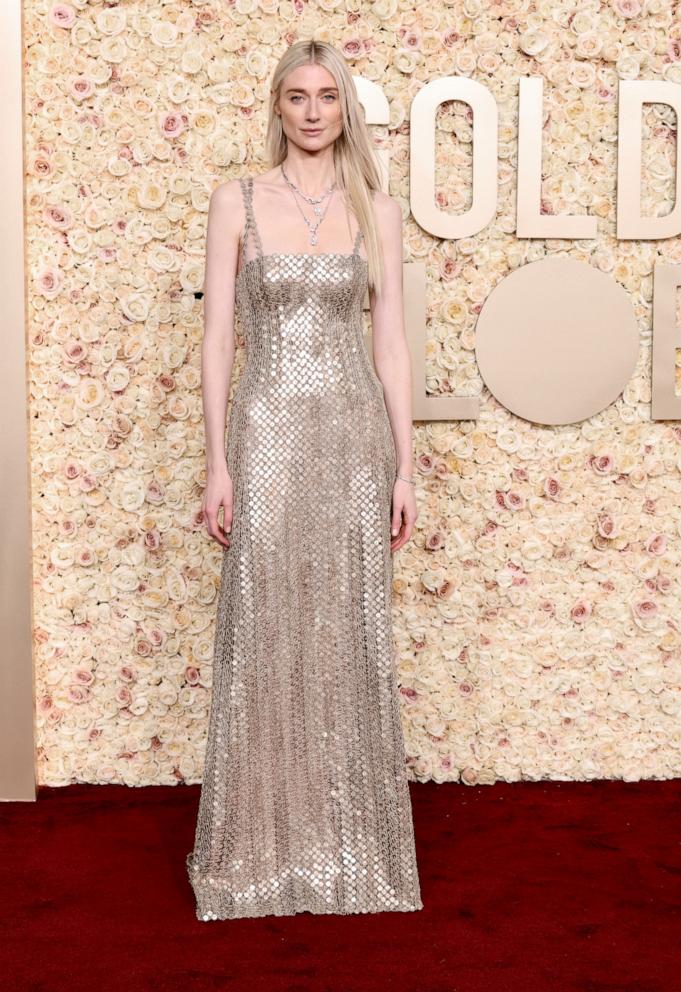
xmin=290 ymin=95 xmax=336 ymax=102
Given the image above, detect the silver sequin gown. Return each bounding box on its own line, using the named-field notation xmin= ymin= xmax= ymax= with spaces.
xmin=186 ymin=175 xmax=423 ymax=920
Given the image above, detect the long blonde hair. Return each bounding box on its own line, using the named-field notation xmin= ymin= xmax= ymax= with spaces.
xmin=264 ymin=39 xmax=385 ymax=295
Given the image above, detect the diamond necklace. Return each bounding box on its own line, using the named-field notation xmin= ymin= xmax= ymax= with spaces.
xmin=280 ymin=164 xmax=337 ymax=247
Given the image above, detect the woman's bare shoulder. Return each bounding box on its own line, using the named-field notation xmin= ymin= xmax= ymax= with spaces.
xmin=207 ymin=180 xmax=246 ymax=246
xmin=210 ymin=177 xmax=243 ymax=211
xmin=370 ymin=188 xmax=402 ymax=236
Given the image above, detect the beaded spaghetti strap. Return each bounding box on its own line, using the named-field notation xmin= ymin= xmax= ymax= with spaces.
xmin=352 ymin=224 xmax=363 ymax=256
xmin=238 ymin=176 xmax=264 ymax=264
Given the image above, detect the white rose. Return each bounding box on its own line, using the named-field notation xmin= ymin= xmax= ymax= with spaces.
xmin=519 ymin=28 xmax=550 ymax=57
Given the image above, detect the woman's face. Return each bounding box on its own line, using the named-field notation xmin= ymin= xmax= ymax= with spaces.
xmin=276 ymin=63 xmax=343 ymax=153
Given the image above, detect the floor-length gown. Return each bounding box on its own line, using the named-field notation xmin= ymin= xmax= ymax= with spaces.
xmin=185 ymin=175 xmax=423 ymax=920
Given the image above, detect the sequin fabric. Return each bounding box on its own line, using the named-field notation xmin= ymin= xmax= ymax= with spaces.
xmin=185 ymin=176 xmax=423 ymax=920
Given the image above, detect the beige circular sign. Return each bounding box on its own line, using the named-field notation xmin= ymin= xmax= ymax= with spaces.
xmin=475 ymin=258 xmax=639 ymax=425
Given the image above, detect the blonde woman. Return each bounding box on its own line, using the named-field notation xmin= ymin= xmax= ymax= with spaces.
xmin=186 ymin=38 xmax=423 ymax=921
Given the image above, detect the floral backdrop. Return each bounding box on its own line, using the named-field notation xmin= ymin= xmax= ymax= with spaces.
xmin=26 ymin=0 xmax=681 ymax=787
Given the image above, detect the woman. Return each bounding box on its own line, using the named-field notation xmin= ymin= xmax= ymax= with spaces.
xmin=186 ymin=38 xmax=423 ymax=920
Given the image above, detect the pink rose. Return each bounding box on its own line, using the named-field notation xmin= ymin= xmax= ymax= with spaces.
xmin=146 ymin=480 xmax=165 ymax=503
xmin=425 ymin=531 xmax=445 ymax=551
xmin=543 ymin=477 xmax=561 ymax=497
xmin=633 ymin=600 xmax=658 ymax=619
xmin=79 ymin=474 xmax=96 ymax=493
xmin=597 ymin=513 xmax=618 ymax=538
xmin=669 ymin=40 xmax=681 ymax=61
xmin=590 ymin=453 xmax=615 ymax=475
xmin=64 ymin=340 xmax=85 ymax=363
xmin=342 ymin=39 xmax=362 ymax=58
xmin=71 ymin=76 xmax=94 ymax=100
xmin=158 ymin=373 xmax=176 ymax=391
xmin=49 ymin=3 xmax=75 ymax=28
xmin=36 ymin=264 xmax=62 ymax=299
xmin=439 ymin=256 xmax=461 ymax=281
xmin=571 ymin=600 xmax=592 ymax=623
xmin=613 ymin=0 xmax=641 ymax=15
xmin=645 ymin=533 xmax=667 ymax=555
xmin=503 ymin=490 xmax=525 ymax=510
xmin=160 ymin=112 xmax=185 ymax=138
xmin=32 ymin=154 xmax=51 ymax=176
xmin=436 ymin=579 xmax=454 ymax=599
xmin=43 ymin=203 xmax=73 ymax=229
xmin=416 ymin=453 xmax=434 ymax=475
xmin=144 ymin=530 xmax=161 ymax=550
xmin=68 ymin=685 xmax=90 ymax=703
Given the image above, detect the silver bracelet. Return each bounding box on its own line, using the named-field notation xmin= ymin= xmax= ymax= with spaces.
xmin=395 ymin=473 xmax=416 ymax=486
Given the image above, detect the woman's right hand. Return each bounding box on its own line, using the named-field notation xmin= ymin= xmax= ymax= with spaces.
xmin=202 ymin=463 xmax=233 ymax=548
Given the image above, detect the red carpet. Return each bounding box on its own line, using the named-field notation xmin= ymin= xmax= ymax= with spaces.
xmin=2 ymin=779 xmax=680 ymax=991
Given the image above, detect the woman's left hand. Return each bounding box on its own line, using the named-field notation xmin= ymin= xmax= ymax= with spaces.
xmin=390 ymin=477 xmax=418 ymax=553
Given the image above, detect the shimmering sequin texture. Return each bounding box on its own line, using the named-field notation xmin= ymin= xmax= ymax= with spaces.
xmin=185 ymin=176 xmax=423 ymax=920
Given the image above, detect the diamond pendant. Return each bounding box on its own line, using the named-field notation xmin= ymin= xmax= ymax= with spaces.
xmin=310 ymin=232 xmax=318 ymax=246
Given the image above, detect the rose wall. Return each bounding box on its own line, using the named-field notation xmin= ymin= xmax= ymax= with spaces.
xmin=27 ymin=0 xmax=681 ymax=786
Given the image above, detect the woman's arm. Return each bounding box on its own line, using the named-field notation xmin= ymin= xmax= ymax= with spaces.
xmin=201 ymin=180 xmax=241 ymax=546
xmin=368 ymin=192 xmax=418 ymax=551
